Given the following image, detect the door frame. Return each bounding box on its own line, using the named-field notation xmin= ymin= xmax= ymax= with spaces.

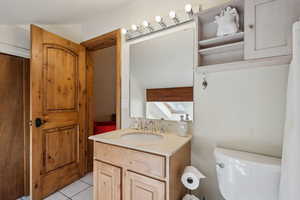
xmin=81 ymin=29 xmax=122 ymax=172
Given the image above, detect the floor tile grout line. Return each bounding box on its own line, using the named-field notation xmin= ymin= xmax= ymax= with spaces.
xmin=58 ymin=191 xmax=72 ymax=200
xmin=79 ymin=179 xmax=93 ymax=186
xmin=68 ymin=185 xmax=92 ymax=199
xmin=59 ymin=179 xmax=91 ymax=198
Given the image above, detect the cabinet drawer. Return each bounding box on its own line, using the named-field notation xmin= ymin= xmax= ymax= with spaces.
xmin=94 ymin=142 xmax=166 ymax=178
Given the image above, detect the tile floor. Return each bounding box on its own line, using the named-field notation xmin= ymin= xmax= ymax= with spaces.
xmin=44 ymin=172 xmax=93 ymax=200
xmin=16 ymin=173 xmax=93 ymax=200
xmin=17 ymin=172 xmax=93 ymax=200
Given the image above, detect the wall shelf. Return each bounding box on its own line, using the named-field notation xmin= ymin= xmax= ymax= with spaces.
xmin=196 ymin=55 xmax=291 ymax=73
xmin=199 ymin=41 xmax=244 ymax=56
xmin=199 ymin=32 xmax=244 ymax=48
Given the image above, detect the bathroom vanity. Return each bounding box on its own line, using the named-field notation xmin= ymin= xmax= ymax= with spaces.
xmin=89 ymin=129 xmax=192 ymax=200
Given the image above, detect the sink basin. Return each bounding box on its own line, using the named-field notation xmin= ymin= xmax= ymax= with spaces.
xmin=120 ymin=132 xmax=163 ymax=142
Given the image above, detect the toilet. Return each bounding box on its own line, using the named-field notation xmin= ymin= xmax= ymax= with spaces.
xmin=214 ymin=148 xmax=281 ymax=200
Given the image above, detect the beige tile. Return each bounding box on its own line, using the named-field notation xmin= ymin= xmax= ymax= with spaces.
xmin=72 ymin=187 xmax=93 ymax=200
xmin=43 ymin=192 xmax=69 ymax=200
xmin=60 ymin=180 xmax=90 ymax=198
xmin=80 ymin=172 xmax=93 ymax=185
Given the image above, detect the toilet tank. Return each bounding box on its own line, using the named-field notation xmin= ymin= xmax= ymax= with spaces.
xmin=214 ymin=148 xmax=281 ymax=200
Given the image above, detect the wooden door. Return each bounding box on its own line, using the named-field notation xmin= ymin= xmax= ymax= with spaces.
xmin=0 ymin=53 xmax=30 ymax=200
xmin=125 ymin=171 xmax=165 ymax=200
xmin=94 ymin=161 xmax=121 ymax=200
xmin=244 ymin=0 xmax=293 ymax=59
xmin=30 ymin=25 xmax=86 ymax=199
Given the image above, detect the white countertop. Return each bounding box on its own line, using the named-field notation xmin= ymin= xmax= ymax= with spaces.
xmin=88 ymin=129 xmax=192 ymax=157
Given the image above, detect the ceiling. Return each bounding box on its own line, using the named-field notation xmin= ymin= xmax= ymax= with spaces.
xmin=0 ymin=0 xmax=136 ymax=24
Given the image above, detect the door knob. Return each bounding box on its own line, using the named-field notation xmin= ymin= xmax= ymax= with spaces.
xmin=35 ymin=118 xmax=47 ymax=128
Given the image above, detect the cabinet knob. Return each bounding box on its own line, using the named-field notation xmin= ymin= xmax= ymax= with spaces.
xmin=249 ymin=24 xmax=254 ymax=29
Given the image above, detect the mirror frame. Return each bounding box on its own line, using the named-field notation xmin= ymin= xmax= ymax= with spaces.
xmin=122 ymin=20 xmax=199 ymax=125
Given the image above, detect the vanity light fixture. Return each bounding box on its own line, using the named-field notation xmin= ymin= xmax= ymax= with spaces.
xmin=131 ymin=24 xmax=138 ymax=31
xmin=121 ymin=28 xmax=128 ymax=35
xmin=124 ymin=4 xmax=197 ymax=41
xmin=143 ymin=20 xmax=154 ymax=32
xmin=169 ymin=11 xmax=180 ymax=24
xmin=155 ymin=16 xmax=167 ymax=28
xmin=185 ymin=4 xmax=194 ymax=18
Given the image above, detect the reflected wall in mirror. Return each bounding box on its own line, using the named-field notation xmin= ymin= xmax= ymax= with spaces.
xmin=130 ymin=28 xmax=194 ymax=121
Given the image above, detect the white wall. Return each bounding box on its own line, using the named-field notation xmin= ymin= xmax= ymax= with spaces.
xmin=37 ymin=24 xmax=83 ymax=43
xmin=91 ymin=46 xmax=116 ymax=122
xmin=0 ymin=25 xmax=30 ymax=58
xmin=193 ymin=65 xmax=288 ymax=199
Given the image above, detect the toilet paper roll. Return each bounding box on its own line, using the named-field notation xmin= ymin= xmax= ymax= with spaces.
xmin=181 ymin=166 xmax=206 ymax=190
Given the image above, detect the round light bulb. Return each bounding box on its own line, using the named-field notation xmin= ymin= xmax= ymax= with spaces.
xmin=131 ymin=24 xmax=138 ymax=31
xmin=169 ymin=11 xmax=176 ymax=19
xmin=121 ymin=28 xmax=127 ymax=35
xmin=155 ymin=16 xmax=162 ymax=23
xmin=185 ymin=4 xmax=192 ymax=12
xmin=143 ymin=20 xmax=149 ymax=27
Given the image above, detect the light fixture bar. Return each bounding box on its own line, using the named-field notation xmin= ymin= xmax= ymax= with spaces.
xmin=169 ymin=11 xmax=180 ymax=24
xmin=155 ymin=16 xmax=167 ymax=28
xmin=126 ymin=18 xmax=194 ymax=41
xmin=124 ymin=4 xmax=198 ymax=40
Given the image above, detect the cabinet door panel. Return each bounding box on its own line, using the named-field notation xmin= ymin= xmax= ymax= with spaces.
xmin=94 ymin=161 xmax=121 ymax=200
xmin=245 ymin=0 xmax=292 ymax=59
xmin=125 ymin=171 xmax=165 ymax=200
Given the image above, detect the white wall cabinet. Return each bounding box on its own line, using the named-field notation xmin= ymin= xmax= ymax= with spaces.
xmin=244 ymin=0 xmax=294 ymax=59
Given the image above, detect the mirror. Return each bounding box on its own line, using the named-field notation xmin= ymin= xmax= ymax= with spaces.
xmin=129 ymin=28 xmax=194 ymax=121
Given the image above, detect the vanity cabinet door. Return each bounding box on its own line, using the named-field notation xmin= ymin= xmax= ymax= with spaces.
xmin=244 ymin=0 xmax=293 ymax=59
xmin=125 ymin=171 xmax=165 ymax=200
xmin=94 ymin=161 xmax=121 ymax=200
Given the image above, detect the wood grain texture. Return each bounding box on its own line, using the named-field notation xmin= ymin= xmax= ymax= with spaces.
xmin=94 ymin=161 xmax=121 ymax=200
xmin=115 ymin=30 xmax=122 ymax=129
xmin=81 ymin=30 xmax=119 ymax=51
xmin=30 ymin=24 xmax=87 ymax=199
xmin=94 ymin=142 xmax=166 ymax=179
xmin=146 ymin=87 xmax=193 ymax=102
xmin=0 ymin=53 xmax=29 ymax=200
xmin=44 ymin=45 xmax=78 ymax=112
xmin=125 ymin=171 xmax=165 ymax=200
xmin=86 ymin=52 xmax=94 ymax=173
xmin=23 ymin=58 xmax=30 ymax=196
xmin=44 ymin=126 xmax=77 ymax=172
xmin=93 ymin=140 xmax=191 ymax=200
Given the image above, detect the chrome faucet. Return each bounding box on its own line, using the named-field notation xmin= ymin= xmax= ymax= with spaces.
xmin=133 ymin=118 xmax=165 ymax=134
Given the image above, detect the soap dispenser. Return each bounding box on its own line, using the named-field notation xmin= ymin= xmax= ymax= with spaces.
xmin=177 ymin=115 xmax=188 ymax=137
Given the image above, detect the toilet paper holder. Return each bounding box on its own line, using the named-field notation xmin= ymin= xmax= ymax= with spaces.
xmin=181 ymin=166 xmax=206 ymax=190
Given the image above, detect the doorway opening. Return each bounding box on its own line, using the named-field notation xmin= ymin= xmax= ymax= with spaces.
xmin=81 ymin=29 xmax=122 ymax=172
